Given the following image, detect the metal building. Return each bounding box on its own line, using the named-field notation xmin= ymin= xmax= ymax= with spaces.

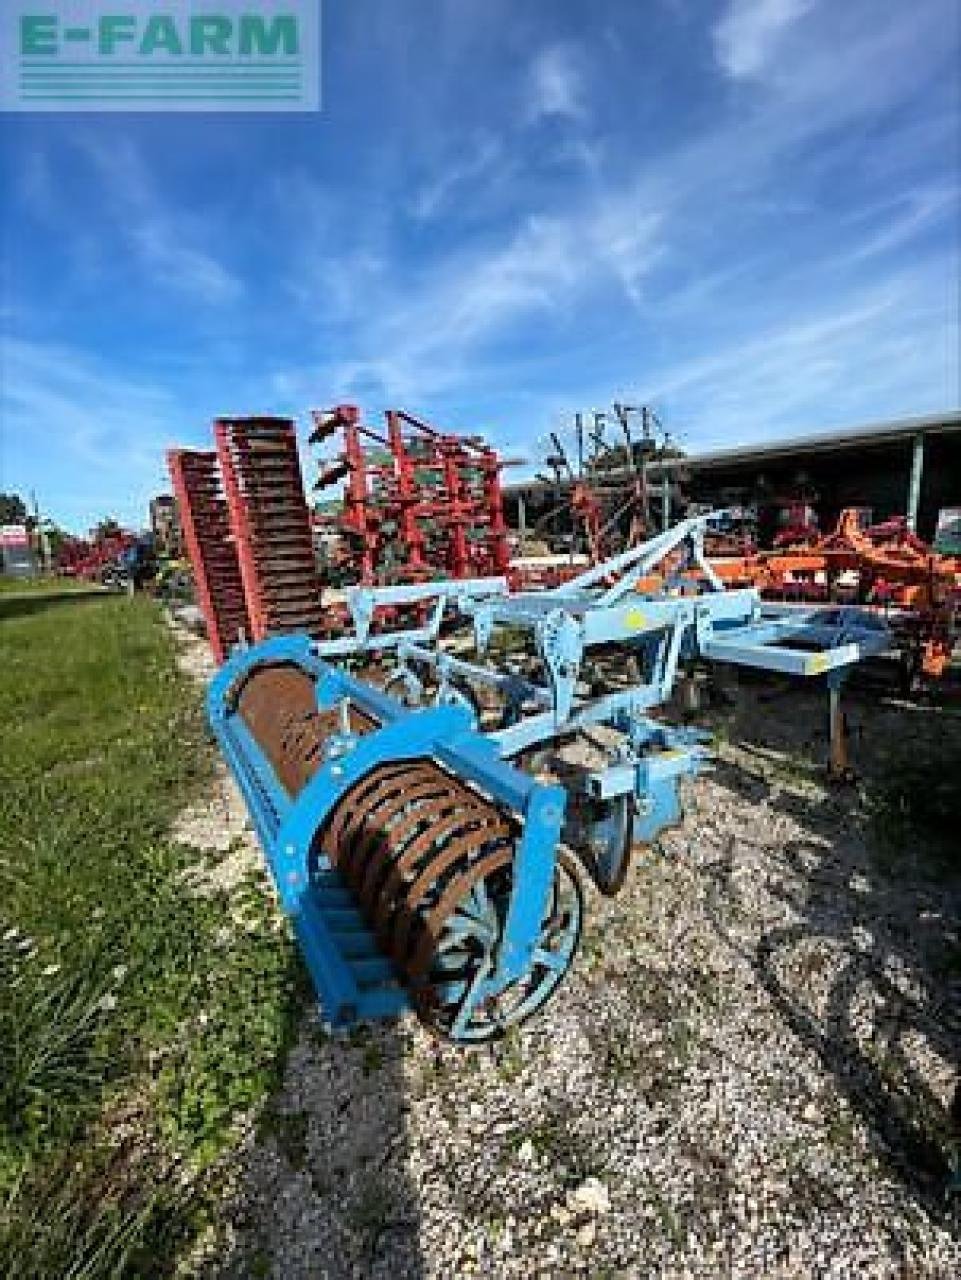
xmin=503 ymin=410 xmax=961 ymax=544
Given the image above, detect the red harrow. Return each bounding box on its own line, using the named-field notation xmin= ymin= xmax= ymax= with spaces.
xmin=311 ymin=405 xmax=511 ymax=585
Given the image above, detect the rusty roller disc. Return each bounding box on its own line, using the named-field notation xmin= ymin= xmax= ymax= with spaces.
xmin=316 ymin=758 xmax=583 ymax=1043
xmin=376 ymin=803 xmax=511 ymax=957
xmin=420 ymin=849 xmax=583 ymax=1043
xmin=358 ymin=796 xmax=500 ymax=919
xmin=338 ymin=774 xmax=468 ymax=889
xmin=237 ymin=663 xmax=376 ymax=798
xmin=318 ymin=761 xmax=422 ymax=863
xmin=369 ymin=811 xmax=510 ymax=956
xmin=323 ymin=763 xmax=445 ymax=871
xmin=405 ymin=845 xmax=514 ymax=985
xmin=346 ymin=768 xmax=495 ymax=889
xmin=386 ymin=822 xmax=514 ymax=971
xmin=349 ymin=789 xmax=493 ymax=907
xmin=329 ymin=761 xmax=504 ymax=910
xmin=329 ymin=760 xmax=483 ymax=883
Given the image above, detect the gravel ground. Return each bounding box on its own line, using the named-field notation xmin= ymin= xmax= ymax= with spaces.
xmin=169 ymin=619 xmax=960 ymax=1278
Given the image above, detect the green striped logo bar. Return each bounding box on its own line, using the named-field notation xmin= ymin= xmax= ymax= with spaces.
xmin=3 ymin=2 xmax=320 ymax=112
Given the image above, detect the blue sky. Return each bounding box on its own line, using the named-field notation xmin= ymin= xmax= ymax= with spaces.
xmin=1 ymin=0 xmax=959 ymax=532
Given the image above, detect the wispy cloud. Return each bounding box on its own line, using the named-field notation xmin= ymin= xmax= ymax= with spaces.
xmin=526 ymin=44 xmax=587 ymax=122
xmin=1 ymin=338 xmax=184 ymax=529
xmin=844 ymin=187 xmax=960 ymax=264
xmin=409 ymin=134 xmax=504 ymax=220
xmin=713 ymin=0 xmax=814 ymax=79
xmin=76 ymin=136 xmax=242 ymax=306
xmin=326 ymin=194 xmax=664 ymax=402
xmin=0 ymin=332 xmax=307 ymax=529
xmin=525 ymin=256 xmax=958 ymax=455
xmin=129 ymin=223 xmax=241 ymax=306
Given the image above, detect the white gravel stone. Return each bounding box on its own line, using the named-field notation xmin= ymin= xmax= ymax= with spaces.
xmin=569 ymin=1177 xmax=611 ymax=1215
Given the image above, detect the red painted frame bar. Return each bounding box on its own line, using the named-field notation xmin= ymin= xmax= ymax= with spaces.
xmin=167 ymin=448 xmax=251 ymax=664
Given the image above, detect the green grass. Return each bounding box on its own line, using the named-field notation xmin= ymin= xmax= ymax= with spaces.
xmin=0 ymin=575 xmax=101 ymax=595
xmin=0 ymin=594 xmax=307 ymax=1275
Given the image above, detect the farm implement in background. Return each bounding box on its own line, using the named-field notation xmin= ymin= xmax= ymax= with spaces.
xmin=713 ymin=507 xmax=961 ymax=684
xmin=530 ymin=403 xmax=686 ymax=566
xmin=311 ymin=405 xmax=513 ymax=587
xmin=170 ymin=408 xmax=521 ymax=659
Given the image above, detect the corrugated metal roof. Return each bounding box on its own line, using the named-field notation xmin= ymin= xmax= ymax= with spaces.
xmin=505 ymin=410 xmax=961 ymax=493
xmin=645 ymin=409 xmax=961 ymax=473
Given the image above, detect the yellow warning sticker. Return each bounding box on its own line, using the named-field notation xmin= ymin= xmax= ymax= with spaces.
xmin=624 ymin=608 xmax=647 ymax=630
xmin=806 ymin=653 xmax=830 ymax=675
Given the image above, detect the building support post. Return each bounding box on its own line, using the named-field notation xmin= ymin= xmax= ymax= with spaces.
xmin=517 ymin=492 xmax=527 ymax=552
xmin=662 ymin=471 xmax=670 ymax=531
xmin=827 ymin=672 xmax=854 ymax=783
xmin=906 ymin=433 xmax=924 ymax=532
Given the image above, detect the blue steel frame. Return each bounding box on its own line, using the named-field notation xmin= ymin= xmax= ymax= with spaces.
xmin=315 ymin=576 xmax=507 ymax=660
xmin=206 ymin=515 xmax=893 ymax=1035
xmin=208 ymin=634 xmax=566 ymax=1031
xmin=383 ymin=513 xmax=891 ymax=813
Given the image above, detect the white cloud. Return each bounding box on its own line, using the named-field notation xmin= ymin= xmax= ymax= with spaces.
xmin=636 ymin=262 xmax=958 ymax=449
xmin=713 ymin=0 xmax=814 ymax=79
xmin=357 ymin=196 xmax=663 ymax=394
xmin=0 ymin=338 xmax=184 ymax=530
xmin=288 ymin=246 xmax=386 ymax=318
xmin=130 ymin=222 xmax=242 ymax=306
xmin=526 ymin=44 xmax=587 ymax=122
xmin=0 ymin=334 xmax=309 ymax=530
xmin=488 ymin=254 xmax=957 ymax=468
xmin=845 ymin=187 xmax=959 ymax=264
xmin=75 ymin=136 xmax=242 ymax=306
xmin=410 ymin=135 xmax=504 ymax=221
xmin=648 ymin=289 xmax=898 ymax=404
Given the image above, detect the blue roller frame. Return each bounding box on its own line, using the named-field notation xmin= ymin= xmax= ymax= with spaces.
xmin=208 ymin=634 xmax=566 ymax=1031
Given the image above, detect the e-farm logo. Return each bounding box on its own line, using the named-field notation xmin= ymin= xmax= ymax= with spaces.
xmin=2 ymin=2 xmax=320 ymax=111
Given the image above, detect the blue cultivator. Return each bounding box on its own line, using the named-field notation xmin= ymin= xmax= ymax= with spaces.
xmin=209 ymin=516 xmax=890 ymax=1043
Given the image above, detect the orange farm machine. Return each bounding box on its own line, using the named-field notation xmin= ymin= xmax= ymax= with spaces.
xmin=713 ymin=507 xmax=961 ymax=683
